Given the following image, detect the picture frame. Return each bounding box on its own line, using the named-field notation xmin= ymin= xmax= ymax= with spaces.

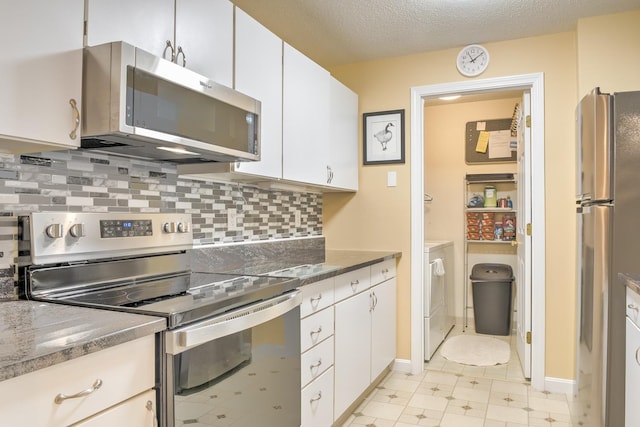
xmin=363 ymin=109 xmax=405 ymax=165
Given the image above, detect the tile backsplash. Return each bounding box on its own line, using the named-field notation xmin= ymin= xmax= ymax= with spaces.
xmin=0 ymin=149 xmax=323 ymax=299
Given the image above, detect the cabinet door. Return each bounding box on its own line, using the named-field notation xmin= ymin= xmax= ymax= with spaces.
xmin=328 ymin=77 xmax=358 ymax=191
xmin=626 ymin=317 xmax=640 ymax=427
xmin=334 ymin=291 xmax=371 ymax=420
xmin=371 ymin=278 xmax=396 ymax=380
xmin=0 ymin=0 xmax=83 ymax=153
xmin=233 ymin=8 xmax=283 ymax=179
xmin=282 ymin=43 xmax=330 ymax=187
xmin=175 ymin=0 xmax=233 ymax=86
xmin=85 ymin=0 xmax=174 ymax=58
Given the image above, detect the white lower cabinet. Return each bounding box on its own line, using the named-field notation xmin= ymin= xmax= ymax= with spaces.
xmin=0 ymin=335 xmax=156 ymax=427
xmin=301 ymin=367 xmax=334 ymax=427
xmin=72 ymin=389 xmax=157 ymax=426
xmin=334 ymin=290 xmax=372 ymax=418
xmin=299 ymin=259 xmax=397 ymax=426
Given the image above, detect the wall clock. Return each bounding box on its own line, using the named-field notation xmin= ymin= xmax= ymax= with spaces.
xmin=456 ymin=44 xmax=490 ymax=77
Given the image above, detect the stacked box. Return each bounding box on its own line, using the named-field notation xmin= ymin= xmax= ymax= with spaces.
xmin=466 ymin=212 xmax=480 ymax=240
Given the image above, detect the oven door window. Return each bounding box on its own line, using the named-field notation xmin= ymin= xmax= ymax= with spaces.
xmin=170 ymin=306 xmax=300 ymax=426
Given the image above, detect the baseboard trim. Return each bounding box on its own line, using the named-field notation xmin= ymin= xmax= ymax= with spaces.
xmin=544 ymin=376 xmax=575 ymax=395
xmin=392 ymin=358 xmax=413 ymax=374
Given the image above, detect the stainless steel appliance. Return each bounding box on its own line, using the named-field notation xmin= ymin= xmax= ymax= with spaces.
xmin=18 ymin=212 xmax=301 ymax=427
xmin=576 ymin=88 xmax=640 ymax=426
xmin=82 ymin=41 xmax=261 ymax=164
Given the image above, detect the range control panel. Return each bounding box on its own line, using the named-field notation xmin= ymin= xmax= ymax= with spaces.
xmin=100 ymin=219 xmax=153 ymax=238
xmin=22 ymin=212 xmax=193 ymax=265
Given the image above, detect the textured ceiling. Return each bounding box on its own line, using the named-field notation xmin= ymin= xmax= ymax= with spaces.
xmin=230 ymin=0 xmax=640 ymax=68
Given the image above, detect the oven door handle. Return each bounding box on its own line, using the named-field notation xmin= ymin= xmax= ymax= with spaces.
xmin=165 ymin=290 xmax=302 ymax=355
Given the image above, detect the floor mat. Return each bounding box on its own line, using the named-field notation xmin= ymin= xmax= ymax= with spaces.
xmin=440 ymin=334 xmax=510 ymax=366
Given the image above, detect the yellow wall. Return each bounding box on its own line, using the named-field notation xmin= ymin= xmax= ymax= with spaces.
xmin=323 ymin=10 xmax=639 ymax=382
xmin=577 ymin=10 xmax=640 ymax=96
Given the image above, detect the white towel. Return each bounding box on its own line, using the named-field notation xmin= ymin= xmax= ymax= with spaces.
xmin=433 ymin=258 xmax=445 ymax=276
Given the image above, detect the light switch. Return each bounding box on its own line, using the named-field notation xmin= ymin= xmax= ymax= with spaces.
xmin=387 ymin=171 xmax=397 ymax=187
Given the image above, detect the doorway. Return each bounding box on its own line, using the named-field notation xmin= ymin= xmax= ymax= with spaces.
xmin=408 ymin=73 xmax=546 ymax=391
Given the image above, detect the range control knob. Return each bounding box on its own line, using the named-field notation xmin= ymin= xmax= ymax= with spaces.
xmin=177 ymin=222 xmax=190 ymax=233
xmin=69 ymin=223 xmax=86 ymax=238
xmin=45 ymin=224 xmax=64 ymax=239
xmin=163 ymin=222 xmax=176 ymax=233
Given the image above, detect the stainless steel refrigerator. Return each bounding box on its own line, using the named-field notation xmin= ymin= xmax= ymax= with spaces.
xmin=576 ymin=88 xmax=640 ymax=427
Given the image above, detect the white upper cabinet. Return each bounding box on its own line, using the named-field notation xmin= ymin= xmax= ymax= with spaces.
xmin=85 ymin=0 xmax=233 ymax=86
xmin=174 ymin=0 xmax=233 ymax=86
xmin=85 ymin=0 xmax=174 ymax=59
xmin=328 ymin=78 xmax=359 ymax=191
xmin=0 ymin=0 xmax=83 ymax=154
xmin=232 ymin=8 xmax=283 ymax=179
xmin=282 ymin=43 xmax=331 ymax=187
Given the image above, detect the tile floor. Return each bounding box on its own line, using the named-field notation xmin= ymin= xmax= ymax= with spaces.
xmin=340 ymin=325 xmax=574 ymax=427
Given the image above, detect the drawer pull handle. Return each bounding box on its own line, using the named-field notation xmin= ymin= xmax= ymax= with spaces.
xmin=636 ymin=348 xmax=640 ymax=366
xmin=382 ymin=268 xmax=389 ymax=274
xmin=69 ymin=98 xmax=80 ymax=140
xmin=310 ymin=294 xmax=323 ymax=303
xmin=310 ymin=358 xmax=322 ymax=369
xmin=146 ymin=400 xmax=159 ymax=427
xmin=310 ymin=391 xmax=322 ymax=403
xmin=629 ymin=304 xmax=639 ymax=312
xmin=54 ymin=379 xmax=102 ymax=404
xmin=350 ymin=279 xmax=359 ymax=290
xmin=310 ymin=326 xmax=322 ymax=338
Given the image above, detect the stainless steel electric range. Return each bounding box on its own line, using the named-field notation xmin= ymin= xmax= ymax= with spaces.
xmin=18 ymin=212 xmax=302 ymax=427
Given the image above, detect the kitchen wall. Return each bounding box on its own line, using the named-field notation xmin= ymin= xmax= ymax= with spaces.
xmin=324 ymin=29 xmax=578 ymax=380
xmin=324 ymin=9 xmax=639 ymax=382
xmin=0 ymin=149 xmax=322 ymax=300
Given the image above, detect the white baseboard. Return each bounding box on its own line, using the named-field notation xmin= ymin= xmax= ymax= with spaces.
xmin=392 ymin=358 xmax=414 ymax=374
xmin=543 ymin=376 xmax=576 ymax=395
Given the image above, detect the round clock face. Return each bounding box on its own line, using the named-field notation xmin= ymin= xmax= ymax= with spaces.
xmin=456 ymin=44 xmax=490 ymax=77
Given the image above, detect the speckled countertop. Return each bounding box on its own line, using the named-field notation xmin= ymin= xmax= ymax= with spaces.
xmin=0 ymin=301 xmax=165 ymax=382
xmin=620 ymin=273 xmax=640 ymax=295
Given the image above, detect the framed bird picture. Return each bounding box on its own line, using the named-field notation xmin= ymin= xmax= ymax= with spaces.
xmin=363 ymin=109 xmax=405 ymax=165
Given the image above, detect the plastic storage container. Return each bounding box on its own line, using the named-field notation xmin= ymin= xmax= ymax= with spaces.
xmin=470 ymin=263 xmax=514 ymax=335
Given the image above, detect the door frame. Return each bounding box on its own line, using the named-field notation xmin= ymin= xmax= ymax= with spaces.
xmin=409 ymin=73 xmax=546 ymax=390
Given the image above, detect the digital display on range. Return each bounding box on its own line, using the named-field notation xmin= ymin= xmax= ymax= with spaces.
xmin=100 ymin=219 xmax=153 ymax=238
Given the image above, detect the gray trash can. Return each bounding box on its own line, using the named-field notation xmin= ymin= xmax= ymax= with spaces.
xmin=470 ymin=263 xmax=514 ymax=335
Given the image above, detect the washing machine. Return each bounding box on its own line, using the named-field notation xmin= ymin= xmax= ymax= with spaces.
xmin=424 ymin=240 xmax=455 ymax=360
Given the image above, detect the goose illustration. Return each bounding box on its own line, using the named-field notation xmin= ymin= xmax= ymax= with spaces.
xmin=374 ymin=122 xmax=394 ymax=150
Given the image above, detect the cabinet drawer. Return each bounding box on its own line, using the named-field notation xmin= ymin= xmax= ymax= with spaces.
xmin=300 ymin=306 xmax=334 ymax=353
xmin=301 ymin=336 xmax=334 ymax=388
xmin=71 ymin=389 xmax=157 ymax=427
xmin=0 ymin=335 xmax=155 ymax=427
xmin=371 ymin=258 xmax=396 ymax=284
xmin=301 ymin=367 xmax=334 ymax=427
xmin=627 ymin=287 xmax=640 ymax=328
xmin=334 ymin=267 xmax=370 ymax=303
xmin=300 ymin=278 xmax=334 ymax=319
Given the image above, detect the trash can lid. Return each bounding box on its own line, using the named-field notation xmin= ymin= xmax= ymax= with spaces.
xmin=470 ymin=263 xmax=514 ymax=281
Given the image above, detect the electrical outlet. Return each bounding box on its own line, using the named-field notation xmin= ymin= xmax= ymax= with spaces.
xmin=227 ymin=208 xmax=237 ymax=230
xmin=294 ymin=210 xmax=301 ymax=228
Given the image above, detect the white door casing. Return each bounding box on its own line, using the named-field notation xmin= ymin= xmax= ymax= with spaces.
xmin=516 ymin=91 xmax=532 ymax=378
xmin=409 ymin=73 xmax=545 ymax=391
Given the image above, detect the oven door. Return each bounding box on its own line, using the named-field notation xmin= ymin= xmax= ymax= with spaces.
xmin=162 ymin=291 xmax=302 ymax=427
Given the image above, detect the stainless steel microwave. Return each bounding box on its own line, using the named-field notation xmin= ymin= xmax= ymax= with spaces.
xmin=81 ymin=41 xmax=261 ymax=164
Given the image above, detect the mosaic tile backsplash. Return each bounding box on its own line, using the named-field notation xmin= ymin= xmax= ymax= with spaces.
xmin=0 ymin=149 xmax=323 ymax=300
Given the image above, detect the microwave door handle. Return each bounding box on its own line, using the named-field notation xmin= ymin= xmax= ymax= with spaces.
xmin=166 ymin=291 xmax=302 ymax=355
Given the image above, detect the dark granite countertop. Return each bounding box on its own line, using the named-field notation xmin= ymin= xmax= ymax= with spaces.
xmin=620 ymin=273 xmax=640 ymax=296
xmin=0 ymin=301 xmax=166 ymax=382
